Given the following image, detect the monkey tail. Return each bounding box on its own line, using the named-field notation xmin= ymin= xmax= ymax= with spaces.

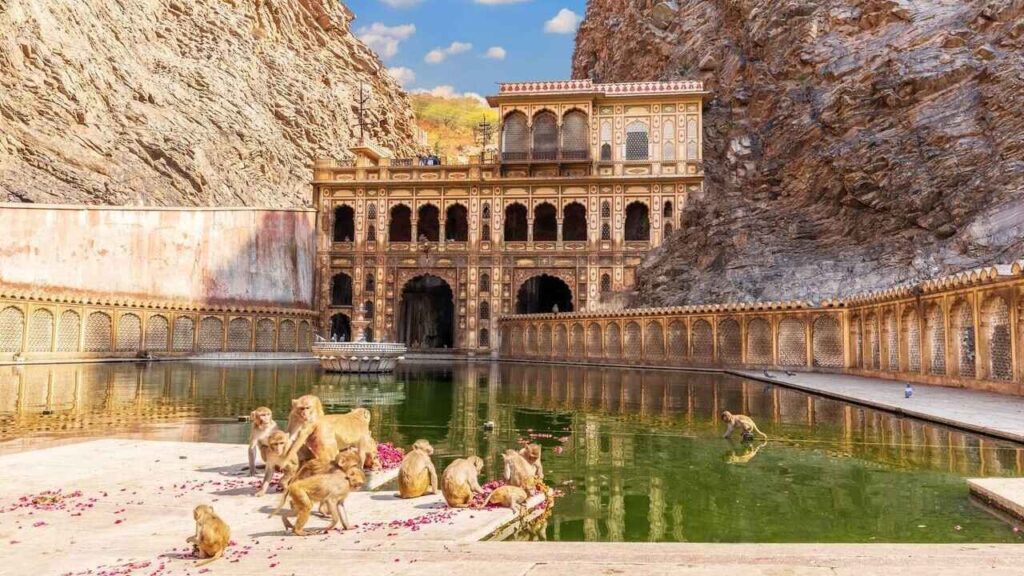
xmin=195 ymin=550 xmax=223 ymax=567
xmin=475 ymin=490 xmax=496 ymax=509
xmin=752 ymin=424 xmax=768 ymax=440
xmin=269 ymin=489 xmax=290 ymax=519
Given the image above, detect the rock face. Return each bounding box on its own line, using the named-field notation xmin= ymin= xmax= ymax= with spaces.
xmin=0 ymin=0 xmax=417 ymax=207
xmin=574 ymin=0 xmax=1024 ymax=304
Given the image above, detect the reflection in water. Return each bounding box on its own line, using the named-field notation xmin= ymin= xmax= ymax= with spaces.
xmin=1 ymin=361 xmax=1023 ymax=543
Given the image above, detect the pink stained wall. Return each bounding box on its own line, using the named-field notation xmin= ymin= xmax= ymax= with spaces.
xmin=0 ymin=205 xmax=316 ymax=308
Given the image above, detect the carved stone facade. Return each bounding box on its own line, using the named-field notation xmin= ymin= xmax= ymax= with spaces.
xmin=313 ymin=81 xmax=707 ymax=353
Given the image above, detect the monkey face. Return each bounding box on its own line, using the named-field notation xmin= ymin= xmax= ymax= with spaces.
xmin=526 ymin=445 xmax=541 ymax=459
xmin=194 ymin=505 xmax=214 ymax=521
xmin=252 ymin=408 xmax=273 ymax=427
xmin=720 ymin=411 xmax=732 ymax=422
xmin=268 ymin=432 xmax=289 ymax=455
xmin=469 ymin=456 xmax=484 ymax=471
xmin=346 ymin=468 xmax=366 ymax=490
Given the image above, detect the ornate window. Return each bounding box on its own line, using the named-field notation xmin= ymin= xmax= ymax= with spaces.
xmin=367 ymin=203 xmax=377 ymax=220
xmin=278 ymin=320 xmax=297 ymax=352
xmin=501 ymin=111 xmax=529 ymax=161
xmin=0 ymin=306 xmax=24 ymax=352
xmin=951 ymin=300 xmax=975 ymax=377
xmin=662 ymin=119 xmax=676 ymax=160
xmin=624 ymin=202 xmax=650 ymax=241
xmin=686 ymin=117 xmax=699 ymax=159
xmin=563 ymin=202 xmax=587 ymax=241
xmin=533 ymin=203 xmax=557 ymax=241
xmin=144 ymin=315 xmax=169 ymax=351
xmin=364 ymin=300 xmax=374 ymax=319
xmin=981 ymin=296 xmax=1011 ymax=380
xmin=389 ymin=204 xmax=412 ymax=242
xmin=746 ymin=318 xmax=773 ymax=364
xmin=365 ymin=273 xmax=375 ymax=293
xmin=57 ymin=310 xmax=81 ymax=352
xmin=417 ymin=204 xmax=440 ymax=241
xmin=663 ymin=200 xmax=673 ymax=218
xmin=331 ymin=273 xmax=353 ymax=306
xmin=625 ymin=121 xmax=649 ymax=161
xmin=504 ymin=203 xmax=528 ymax=241
xmin=532 ymin=111 xmax=558 ymax=160
xmin=600 ymin=120 xmax=612 ymax=161
xmin=479 ymin=328 xmax=490 ymax=348
xmin=561 ymin=110 xmax=589 ymax=160
xmin=601 ymin=201 xmax=610 ymax=218
xmin=479 ymin=301 xmax=490 ymax=321
xmin=479 ymin=273 xmax=490 ymax=293
xmin=600 ymin=273 xmax=611 ymax=293
xmin=116 ymin=313 xmax=142 ymax=352
xmin=333 ymin=205 xmax=355 ymax=242
xmin=256 ymin=319 xmax=275 ymax=352
xmin=482 ymin=203 xmax=490 ymax=219
xmin=445 ymin=203 xmax=469 ymax=241
xmin=84 ymin=311 xmax=112 ymax=352
xmin=28 ymin=309 xmax=54 ymax=352
xmin=366 ymin=225 xmax=376 ymax=242
xmin=717 ymin=318 xmax=741 ymax=363
xmin=227 ymin=318 xmax=252 ymax=351
xmin=812 ymin=315 xmax=843 ymax=368
xmin=778 ymin=317 xmax=807 ymax=366
xmin=172 ymin=317 xmax=194 ymax=352
xmin=601 ymin=223 xmax=611 ymax=241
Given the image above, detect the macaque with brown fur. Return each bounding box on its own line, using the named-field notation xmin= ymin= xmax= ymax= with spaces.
xmin=477 ymin=485 xmax=529 ymax=514
xmin=441 ymin=456 xmax=484 ymax=508
xmin=358 ymin=434 xmax=381 ymax=471
xmin=721 ymin=411 xmax=768 ymax=440
xmin=397 ymin=439 xmax=438 ymax=499
xmin=285 ymin=395 xmax=339 ymax=465
xmin=247 ymin=406 xmax=278 ymax=476
xmin=519 ymin=444 xmax=544 ymax=480
xmin=321 ymin=408 xmax=377 ymax=468
xmin=502 ymin=449 xmax=539 ymax=491
xmin=255 ymin=430 xmax=299 ymax=497
xmin=270 ymin=466 xmax=366 ymax=536
xmin=186 ymin=505 xmax=230 ymax=566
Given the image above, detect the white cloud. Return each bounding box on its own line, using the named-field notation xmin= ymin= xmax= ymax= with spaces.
xmin=544 ymin=8 xmax=581 ymax=34
xmin=414 ymin=86 xmax=488 ymax=105
xmin=474 ymin=0 xmax=530 ymax=4
xmin=423 ymin=41 xmax=473 ymax=64
xmin=356 ymin=22 xmax=416 ymax=59
xmin=485 ymin=46 xmax=507 ymax=60
xmin=387 ymin=66 xmax=416 ymax=87
xmin=380 ymin=0 xmax=422 ymax=7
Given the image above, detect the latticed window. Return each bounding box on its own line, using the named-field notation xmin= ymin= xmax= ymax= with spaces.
xmin=145 ymin=315 xmax=169 ymax=351
xmin=884 ymin=311 xmax=898 ymax=370
xmin=228 ymin=318 xmax=252 ymax=351
xmin=58 ymin=310 xmax=81 ymax=352
xmin=198 ymin=317 xmax=223 ymax=352
xmin=624 ymin=322 xmax=642 ymax=358
xmin=366 ymin=225 xmax=376 ymax=242
xmin=625 ymin=121 xmax=649 ymax=160
xmin=116 ymin=314 xmax=141 ymax=352
xmin=502 ymin=112 xmax=529 ymax=160
xmin=571 ymin=324 xmax=585 ymax=356
xmin=601 ymin=223 xmax=611 ymax=241
xmin=646 ymin=321 xmax=664 ymax=358
xmin=587 ymin=323 xmax=603 ymax=357
xmin=692 ymin=320 xmax=713 ymax=363
xmin=902 ymin=309 xmax=921 ymax=372
xmin=849 ymin=316 xmax=862 ymax=368
xmin=812 ymin=315 xmax=842 ymax=368
xmin=367 ymin=203 xmax=377 ymax=220
xmin=364 ymin=300 xmax=374 ymax=318
xmin=365 ymin=274 xmax=375 ymax=293
xmin=606 ymin=322 xmax=622 ymax=358
xmin=866 ymin=313 xmax=880 ymax=369
xmin=298 ymin=321 xmax=312 ymax=351
xmin=600 ymin=120 xmax=613 ymax=161
xmin=601 ymin=201 xmax=610 ymax=218
xmin=666 ymin=321 xmax=687 ymax=359
xmin=532 ymin=112 xmax=558 ymax=160
xmin=482 ymin=203 xmax=490 ymax=219
xmin=662 ymin=119 xmax=676 ymax=160
xmin=28 ymin=309 xmax=54 ymax=352
xmin=746 ymin=318 xmax=772 ymax=364
xmin=0 ymin=306 xmax=24 ymax=352
xmin=686 ymin=117 xmax=699 ymax=159
xmin=982 ymin=297 xmax=1011 ymax=380
xmin=256 ymin=319 xmax=276 ymax=352
xmin=511 ymin=327 xmax=524 ymax=355
xmin=479 ymin=273 xmax=490 ymax=293
xmin=925 ymin=305 xmax=946 ymax=375
xmin=778 ymin=317 xmax=807 ymax=366
xmin=278 ymin=320 xmax=297 ymax=352
xmin=479 ymin=329 xmax=490 ymax=348
xmin=951 ymin=300 xmax=975 ymax=377
xmin=84 ymin=312 xmax=112 ymax=352
xmin=479 ymin=301 xmax=490 ymax=321
xmin=173 ymin=317 xmax=195 ymax=351
xmin=539 ymin=325 xmax=552 ymax=356
xmin=561 ymin=110 xmax=588 ymax=159
xmin=554 ymin=325 xmax=568 ymax=355
xmin=600 ymin=274 xmax=611 ymax=293
xmin=717 ymin=319 xmax=741 ymax=363
xmin=526 ymin=326 xmax=538 ymax=355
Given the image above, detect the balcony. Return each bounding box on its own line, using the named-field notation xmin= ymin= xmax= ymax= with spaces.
xmin=500 ymin=150 xmax=590 ymax=163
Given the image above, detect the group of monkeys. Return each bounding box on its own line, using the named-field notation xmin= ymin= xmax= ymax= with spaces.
xmin=186 ymin=394 xmax=546 ymax=565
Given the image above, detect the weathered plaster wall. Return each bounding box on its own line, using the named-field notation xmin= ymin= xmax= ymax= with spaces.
xmin=0 ymin=205 xmax=315 ymax=308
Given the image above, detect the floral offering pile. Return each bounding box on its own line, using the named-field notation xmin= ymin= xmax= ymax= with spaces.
xmin=377 ymin=442 xmax=405 ymax=469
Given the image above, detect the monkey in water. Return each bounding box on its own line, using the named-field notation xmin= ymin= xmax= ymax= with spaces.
xmin=726 ymin=440 xmax=768 ymax=464
xmin=397 ymin=439 xmax=438 ymax=499
xmin=441 ymin=456 xmax=485 ymax=508
xmin=247 ymin=406 xmax=279 ymax=477
xmin=519 ymin=444 xmax=544 ymax=480
xmin=186 ymin=505 xmax=230 ymax=566
xmin=255 ymin=430 xmax=299 ymax=497
xmin=270 ymin=465 xmax=366 ymax=536
xmin=476 ymin=485 xmax=529 ymax=514
xmin=502 ymin=449 xmax=539 ymax=491
xmin=720 ymin=411 xmax=768 ymax=441
xmin=285 ymin=395 xmax=339 ymax=465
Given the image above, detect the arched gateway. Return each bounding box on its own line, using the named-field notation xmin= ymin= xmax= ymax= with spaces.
xmin=516 ymin=274 xmax=574 ymax=314
xmin=398 ymin=275 xmax=455 ymax=349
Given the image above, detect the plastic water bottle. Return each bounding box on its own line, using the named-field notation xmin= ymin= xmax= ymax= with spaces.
xmin=904 ymin=383 xmax=913 ymax=399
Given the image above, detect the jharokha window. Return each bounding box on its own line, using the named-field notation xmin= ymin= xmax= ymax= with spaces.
xmin=625 ymin=121 xmax=649 ymax=161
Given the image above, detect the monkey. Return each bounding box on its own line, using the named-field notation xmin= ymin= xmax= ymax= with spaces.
xmin=287 ymin=450 xmax=363 ymax=516
xmin=186 ymin=505 xmax=230 ymax=567
xmin=720 ymin=411 xmax=768 ymax=441
xmin=285 ymin=395 xmax=339 ymax=465
xmin=476 ymin=485 xmax=529 ymax=514
xmin=255 ymin=430 xmax=299 ymax=497
xmin=502 ymin=449 xmax=539 ymax=491
xmin=441 ymin=456 xmax=485 ymax=508
xmin=518 ymin=444 xmax=544 ymax=480
xmin=358 ymin=434 xmax=382 ymax=471
xmin=335 ymin=446 xmax=363 ymax=474
xmin=725 ymin=440 xmax=768 ymax=464
xmin=397 ymin=439 xmax=438 ymax=499
xmin=270 ymin=466 xmax=366 ymax=536
xmin=320 ymin=408 xmax=377 ymax=468
xmin=247 ymin=406 xmax=278 ymax=476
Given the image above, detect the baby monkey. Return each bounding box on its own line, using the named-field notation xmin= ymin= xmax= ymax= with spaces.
xmin=255 ymin=430 xmax=299 ymax=497
xmin=247 ymin=406 xmax=278 ymax=476
xmin=476 ymin=485 xmax=529 ymax=514
xmin=187 ymin=505 xmax=230 ymax=566
xmin=720 ymin=411 xmax=768 ymax=441
xmin=270 ymin=464 xmax=366 ymax=536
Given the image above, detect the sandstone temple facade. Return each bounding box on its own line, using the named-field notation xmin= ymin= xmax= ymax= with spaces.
xmin=313 ymin=80 xmax=707 ymax=353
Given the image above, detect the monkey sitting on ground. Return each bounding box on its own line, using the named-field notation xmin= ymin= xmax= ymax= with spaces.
xmin=270 ymin=465 xmax=366 ymax=536
xmin=397 ymin=439 xmax=438 ymax=499
xmin=186 ymin=505 xmax=230 ymax=566
xmin=441 ymin=456 xmax=485 ymax=508
xmin=285 ymin=395 xmax=339 ymax=465
xmin=476 ymin=485 xmax=529 ymax=514
xmin=519 ymin=444 xmax=544 ymax=480
xmin=720 ymin=411 xmax=768 ymax=441
xmin=247 ymin=406 xmax=278 ymax=476
xmin=502 ymin=449 xmax=539 ymax=491
xmin=321 ymin=408 xmax=377 ymax=469
xmin=255 ymin=430 xmax=299 ymax=497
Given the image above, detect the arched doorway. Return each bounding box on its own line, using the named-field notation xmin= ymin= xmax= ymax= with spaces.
xmin=333 ymin=206 xmax=354 ymax=242
xmin=331 ymin=273 xmax=353 ymax=306
xmin=329 ymin=313 xmax=351 ymax=342
xmin=516 ymin=275 xmax=573 ymax=314
xmin=398 ymin=275 xmax=455 ymax=349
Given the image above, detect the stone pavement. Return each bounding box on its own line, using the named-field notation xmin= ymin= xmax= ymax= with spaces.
xmin=733 ymin=370 xmax=1024 ymax=443
xmin=969 ymin=477 xmax=1024 ymax=520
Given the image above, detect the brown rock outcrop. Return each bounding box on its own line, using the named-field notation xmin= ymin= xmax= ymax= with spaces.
xmin=0 ymin=0 xmax=417 ymax=207
xmin=574 ymin=0 xmax=1024 ymax=304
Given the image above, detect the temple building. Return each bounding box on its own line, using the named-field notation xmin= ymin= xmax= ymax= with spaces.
xmin=312 ymin=79 xmax=707 ymax=353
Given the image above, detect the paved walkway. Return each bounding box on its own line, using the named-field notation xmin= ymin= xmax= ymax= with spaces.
xmin=732 ymin=370 xmax=1024 ymax=443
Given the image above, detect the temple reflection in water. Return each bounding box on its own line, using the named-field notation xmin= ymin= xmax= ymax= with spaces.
xmin=2 ymin=361 xmax=1021 ymax=542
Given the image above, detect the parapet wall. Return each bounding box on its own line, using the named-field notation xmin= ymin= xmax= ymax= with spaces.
xmin=498 ymin=262 xmax=1024 ymax=396
xmin=0 ymin=204 xmax=318 ymax=361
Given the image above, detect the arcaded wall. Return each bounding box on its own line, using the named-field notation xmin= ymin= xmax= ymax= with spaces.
xmin=0 ymin=205 xmax=316 ymax=308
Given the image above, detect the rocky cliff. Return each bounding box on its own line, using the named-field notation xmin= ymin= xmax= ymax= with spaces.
xmin=0 ymin=0 xmax=417 ymax=207
xmin=574 ymin=0 xmax=1024 ymax=304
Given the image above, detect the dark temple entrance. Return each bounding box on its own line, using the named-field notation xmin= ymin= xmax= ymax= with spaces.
xmin=398 ymin=275 xmax=455 ymax=350
xmin=329 ymin=313 xmax=351 ymax=342
xmin=516 ymin=275 xmax=574 ymax=314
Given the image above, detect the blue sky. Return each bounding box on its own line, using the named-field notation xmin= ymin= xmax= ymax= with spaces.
xmin=346 ymin=0 xmax=588 ymax=98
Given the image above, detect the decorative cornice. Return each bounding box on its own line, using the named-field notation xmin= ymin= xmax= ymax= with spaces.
xmin=0 ymin=287 xmax=317 ymax=317
xmin=500 ymin=300 xmax=814 ymax=322
xmin=495 ymin=80 xmax=705 ymax=97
